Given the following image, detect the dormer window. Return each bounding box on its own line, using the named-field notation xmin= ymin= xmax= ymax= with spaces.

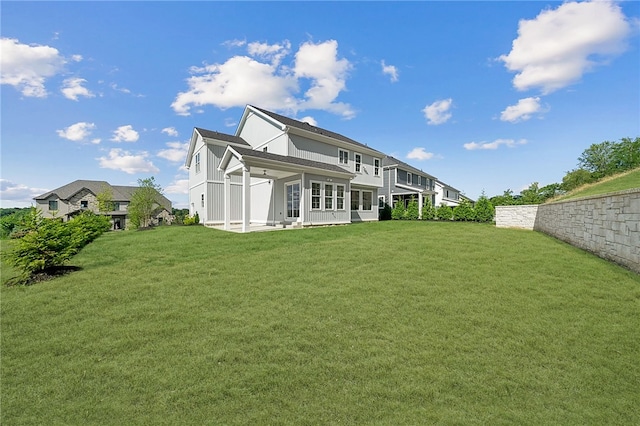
xmin=339 ymin=149 xmax=349 ymax=165
xmin=355 ymin=153 xmax=361 ymax=172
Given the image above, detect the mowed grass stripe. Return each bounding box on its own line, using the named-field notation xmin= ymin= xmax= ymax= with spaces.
xmin=2 ymin=222 xmax=639 ymax=425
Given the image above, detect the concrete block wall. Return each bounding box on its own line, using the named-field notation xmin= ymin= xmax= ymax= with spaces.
xmin=495 ymin=205 xmax=540 ymax=230
xmin=534 ymin=189 xmax=640 ymax=273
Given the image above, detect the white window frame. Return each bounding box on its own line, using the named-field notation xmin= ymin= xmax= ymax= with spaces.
xmin=407 ymin=172 xmax=412 ymax=185
xmin=355 ymin=153 xmax=362 ymax=172
xmin=374 ymin=158 xmax=380 ymax=176
xmin=336 ymin=184 xmax=345 ymax=210
xmin=362 ymin=191 xmax=373 ymax=211
xmin=378 ymin=195 xmax=385 ymax=209
xmin=311 ymin=181 xmax=322 ymax=210
xmin=339 ymin=149 xmax=349 ymax=165
xmin=195 ymin=152 xmax=201 ymax=174
xmin=324 ymin=183 xmax=334 ymax=210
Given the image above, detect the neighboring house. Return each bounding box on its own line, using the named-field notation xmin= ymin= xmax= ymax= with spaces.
xmin=185 ymin=105 xmax=385 ymax=232
xmin=434 ymin=180 xmax=468 ymax=207
xmin=34 ymin=180 xmax=173 ymax=229
xmin=380 ymin=155 xmax=438 ymax=218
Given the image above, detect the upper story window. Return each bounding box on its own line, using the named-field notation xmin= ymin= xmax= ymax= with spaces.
xmin=114 ymin=202 xmax=121 ymax=211
xmin=374 ymin=159 xmax=380 ymax=176
xmin=48 ymin=200 xmax=58 ymax=211
xmin=355 ymin=153 xmax=362 ymax=172
xmin=80 ymin=200 xmax=88 ymax=209
xmin=195 ymin=152 xmax=201 ymax=174
xmin=339 ymin=149 xmax=349 ymax=165
xmin=407 ymin=173 xmax=412 ymax=185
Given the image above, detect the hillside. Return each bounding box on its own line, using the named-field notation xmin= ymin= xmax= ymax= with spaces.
xmin=550 ymin=167 xmax=640 ymax=202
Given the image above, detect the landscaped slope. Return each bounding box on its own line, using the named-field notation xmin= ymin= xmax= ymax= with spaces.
xmin=552 ymin=167 xmax=640 ymax=202
xmin=2 ymin=223 xmax=639 ymax=424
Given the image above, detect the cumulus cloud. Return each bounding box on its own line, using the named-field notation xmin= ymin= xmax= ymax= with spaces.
xmin=56 ymin=122 xmax=99 ymax=143
xmin=157 ymin=142 xmax=189 ymax=163
xmin=161 ymin=127 xmax=179 ymax=137
xmin=0 ymin=179 xmax=49 ymax=207
xmin=172 ymin=39 xmax=354 ymax=119
xmin=423 ymin=98 xmax=453 ymax=125
xmin=406 ymin=147 xmax=435 ymax=161
xmin=98 ymin=149 xmax=159 ymax=174
xmin=0 ymin=37 xmax=67 ymax=97
xmin=500 ymin=97 xmax=545 ymax=122
xmin=111 ymin=125 xmax=139 ymax=143
xmin=381 ymin=60 xmax=399 ymax=82
xmin=499 ymin=1 xmax=632 ymax=94
xmin=61 ymin=77 xmax=94 ymax=101
xmin=165 ymin=178 xmax=189 ymax=194
xmin=464 ymin=139 xmax=527 ymax=150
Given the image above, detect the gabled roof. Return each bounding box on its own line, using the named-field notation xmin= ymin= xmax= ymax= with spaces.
xmin=34 ymin=180 xmax=172 ymax=211
xmin=248 ymin=105 xmax=385 ymax=156
xmin=220 ymin=146 xmax=354 ymax=177
xmin=382 ymin=155 xmax=437 ymax=179
xmin=194 ymin=127 xmax=250 ymax=146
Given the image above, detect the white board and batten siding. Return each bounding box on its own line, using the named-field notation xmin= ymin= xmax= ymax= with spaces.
xmin=238 ymin=112 xmax=288 ymax=154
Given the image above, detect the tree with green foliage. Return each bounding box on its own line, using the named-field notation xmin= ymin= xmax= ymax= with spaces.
xmin=578 ymin=141 xmax=615 ymax=178
xmin=391 ymin=198 xmax=406 ymax=220
xmin=490 ymin=189 xmax=517 ymax=206
xmin=405 ymin=198 xmax=419 ymax=220
xmin=519 ymin=182 xmax=543 ymax=204
xmin=128 ymin=177 xmax=164 ymax=229
xmin=96 ymin=184 xmax=115 ymax=212
xmin=474 ymin=193 xmax=495 ymax=223
xmin=436 ymin=204 xmax=452 ymax=221
xmin=453 ymin=198 xmax=475 ymax=221
xmin=172 ymin=208 xmax=190 ymax=224
xmin=422 ymin=199 xmax=436 ymax=220
xmin=561 ymin=168 xmax=595 ymax=192
xmin=611 ymin=137 xmax=640 ymax=172
xmin=379 ymin=203 xmax=392 ymax=221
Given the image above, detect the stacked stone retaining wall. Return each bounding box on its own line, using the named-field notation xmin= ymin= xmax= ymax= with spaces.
xmin=496 ymin=189 xmax=640 ymax=273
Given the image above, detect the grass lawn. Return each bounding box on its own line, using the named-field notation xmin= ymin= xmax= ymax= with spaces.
xmin=2 ymin=222 xmax=639 ymax=424
xmin=552 ymin=167 xmax=640 ymax=202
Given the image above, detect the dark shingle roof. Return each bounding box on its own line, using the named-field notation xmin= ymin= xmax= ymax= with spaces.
xmin=382 ymin=156 xmax=437 ymax=179
xmin=231 ymin=146 xmax=353 ymax=176
xmin=250 ymin=106 xmax=384 ymax=155
xmin=195 ymin=127 xmax=249 ymax=146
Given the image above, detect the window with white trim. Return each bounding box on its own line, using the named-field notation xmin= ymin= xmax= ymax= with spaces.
xmin=195 ymin=152 xmax=201 ymax=174
xmin=374 ymin=159 xmax=380 ymax=176
xmin=378 ymin=195 xmax=385 ymax=208
xmin=362 ymin=191 xmax=373 ymax=211
xmin=339 ymin=149 xmax=349 ymax=165
xmin=311 ymin=182 xmax=321 ymax=210
xmin=355 ymin=153 xmax=361 ymax=172
xmin=350 ymin=190 xmax=360 ymax=210
xmin=48 ymin=200 xmax=58 ymax=210
xmin=336 ymin=185 xmax=345 ymax=210
xmin=407 ymin=173 xmax=412 ymax=185
xmin=325 ymin=184 xmax=333 ymax=210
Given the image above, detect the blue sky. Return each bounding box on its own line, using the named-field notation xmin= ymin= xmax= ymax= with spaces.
xmin=2 ymin=1 xmax=639 ymax=208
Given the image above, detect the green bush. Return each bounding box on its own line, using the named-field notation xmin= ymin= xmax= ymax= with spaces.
xmin=406 ymin=198 xmax=420 ymax=220
xmin=67 ymin=211 xmax=111 ymax=248
xmin=474 ymin=195 xmax=495 ymax=223
xmin=379 ymin=203 xmax=392 ymax=221
xmin=422 ymin=199 xmax=436 ymax=220
xmin=436 ymin=204 xmax=453 ymax=221
xmin=391 ymin=200 xmax=406 ymax=220
xmin=453 ymin=199 xmax=475 ymax=221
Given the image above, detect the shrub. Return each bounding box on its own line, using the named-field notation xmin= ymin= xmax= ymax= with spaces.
xmin=406 ymin=198 xmax=420 ymax=220
xmin=67 ymin=211 xmax=111 ymax=248
xmin=453 ymin=199 xmax=475 ymax=221
xmin=474 ymin=194 xmax=495 ymax=223
xmin=391 ymin=200 xmax=406 ymax=220
xmin=194 ymin=212 xmax=200 ymax=224
xmin=422 ymin=199 xmax=436 ymax=220
xmin=379 ymin=203 xmax=392 ymax=221
xmin=436 ymin=204 xmax=453 ymax=221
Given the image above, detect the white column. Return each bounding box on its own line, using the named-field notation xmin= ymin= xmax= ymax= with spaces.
xmin=224 ymin=174 xmax=231 ymax=230
xmin=418 ymin=192 xmax=423 ymax=219
xmin=242 ymin=166 xmax=251 ymax=233
xmin=300 ymin=172 xmax=305 ymax=224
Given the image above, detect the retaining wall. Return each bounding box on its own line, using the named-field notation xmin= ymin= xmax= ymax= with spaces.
xmin=496 ymin=189 xmax=640 ymax=273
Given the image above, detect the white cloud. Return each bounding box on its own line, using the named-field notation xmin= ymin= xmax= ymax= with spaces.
xmin=165 ymin=178 xmax=189 ymax=194
xmin=0 ymin=37 xmax=66 ymax=97
xmin=61 ymin=77 xmax=94 ymax=101
xmin=381 ymin=60 xmax=399 ymax=82
xmin=299 ymin=116 xmax=318 ymax=126
xmin=111 ymin=125 xmax=139 ymax=143
xmin=98 ymin=149 xmax=159 ymax=174
xmin=0 ymin=179 xmax=49 ymax=207
xmin=161 ymin=127 xmax=178 ymax=137
xmin=56 ymin=122 xmax=98 ymax=143
xmin=423 ymin=98 xmax=453 ymax=125
xmin=464 ymin=138 xmax=527 ymax=150
xmin=406 ymin=147 xmax=435 ymax=161
xmin=500 ymin=97 xmax=545 ymax=122
xmin=172 ymin=39 xmax=354 ymax=119
xmin=71 ymin=54 xmax=83 ymax=62
xmin=499 ymin=1 xmax=632 ymax=94
xmin=223 ymin=39 xmax=246 ymax=48
xmin=157 ymin=142 xmax=189 ymax=163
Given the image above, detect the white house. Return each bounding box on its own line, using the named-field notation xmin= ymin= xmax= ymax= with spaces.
xmin=185 ymin=105 xmax=385 ymax=232
xmin=434 ymin=180 xmax=467 ymax=207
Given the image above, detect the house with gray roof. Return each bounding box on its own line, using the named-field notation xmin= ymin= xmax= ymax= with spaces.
xmin=380 ymin=155 xmax=439 ymax=218
xmin=34 ymin=180 xmax=173 ymax=229
xmin=185 ymin=105 xmax=385 ymax=232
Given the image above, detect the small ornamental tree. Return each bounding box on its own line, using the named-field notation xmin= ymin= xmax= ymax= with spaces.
xmin=406 ymin=198 xmax=420 ymax=220
xmin=391 ymin=198 xmax=406 ymax=220
xmin=474 ymin=193 xmax=495 ymax=223
xmin=128 ymin=177 xmax=164 ymax=229
xmin=453 ymin=198 xmax=475 ymax=221
xmin=422 ymin=199 xmax=436 ymax=220
xmin=436 ymin=204 xmax=453 ymax=221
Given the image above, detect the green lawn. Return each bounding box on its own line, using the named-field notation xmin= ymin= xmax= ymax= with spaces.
xmin=2 ymin=222 xmax=639 ymax=424
xmin=552 ymin=167 xmax=640 ymax=202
